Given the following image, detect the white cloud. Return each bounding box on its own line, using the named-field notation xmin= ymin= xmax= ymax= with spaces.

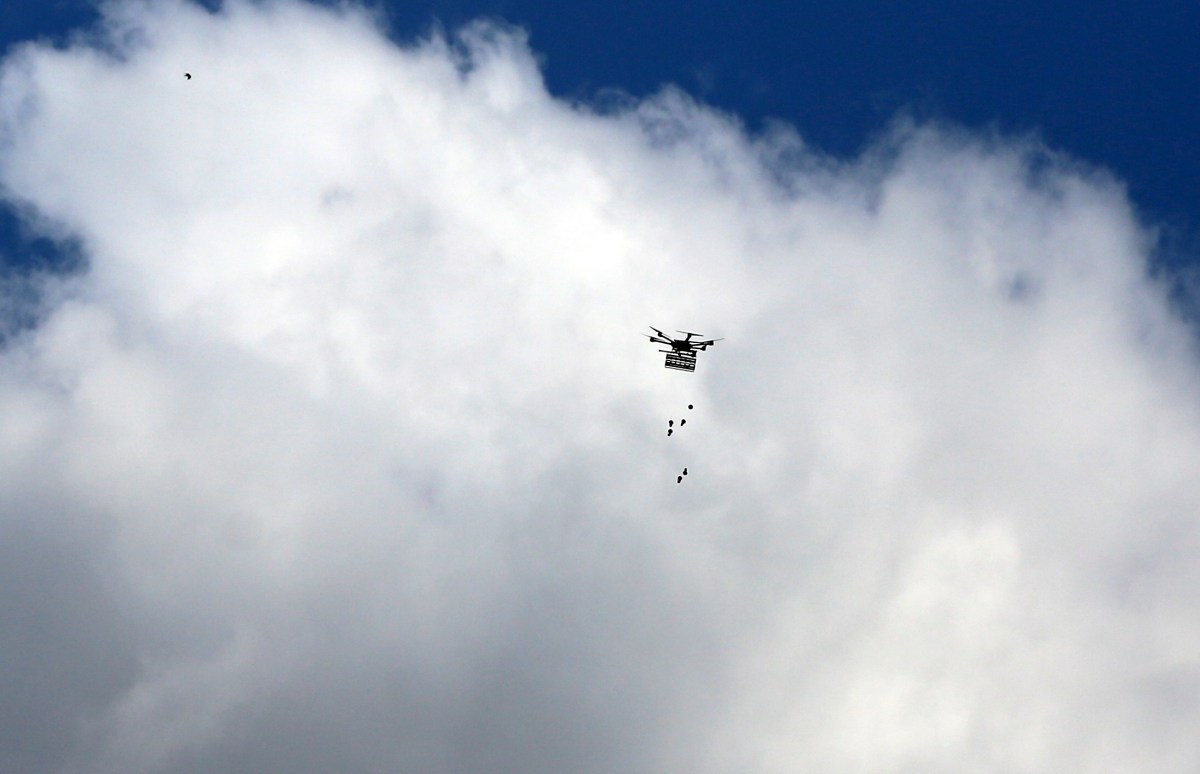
xmin=1 ymin=1 xmax=1198 ymax=772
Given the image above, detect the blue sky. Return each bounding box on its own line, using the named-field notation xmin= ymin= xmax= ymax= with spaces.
xmin=4 ymin=0 xmax=1199 ymax=271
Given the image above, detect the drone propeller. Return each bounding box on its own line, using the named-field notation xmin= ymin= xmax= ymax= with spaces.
xmin=646 ymin=326 xmax=721 ymax=348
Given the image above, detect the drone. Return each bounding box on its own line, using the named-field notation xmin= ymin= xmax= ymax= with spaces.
xmin=644 ymin=326 xmax=723 ymax=372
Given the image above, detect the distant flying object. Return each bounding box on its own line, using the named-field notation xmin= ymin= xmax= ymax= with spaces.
xmin=185 ymin=73 xmax=192 ymax=79
xmin=644 ymin=326 xmax=722 ymax=372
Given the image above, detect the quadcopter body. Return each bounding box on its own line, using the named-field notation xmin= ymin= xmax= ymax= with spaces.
xmin=644 ymin=327 xmax=723 ymax=372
